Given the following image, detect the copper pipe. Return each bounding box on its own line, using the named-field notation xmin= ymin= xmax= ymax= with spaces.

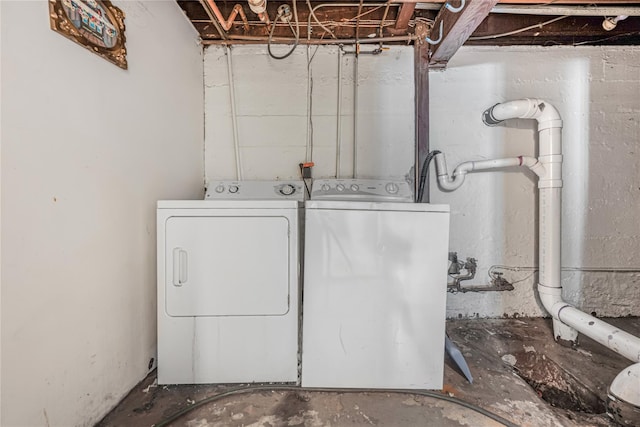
xmin=205 ymin=0 xmax=250 ymax=31
xmin=198 ymin=0 xmax=228 ymax=39
xmin=258 ymin=11 xmax=271 ymax=26
xmin=203 ymin=34 xmax=417 ymax=45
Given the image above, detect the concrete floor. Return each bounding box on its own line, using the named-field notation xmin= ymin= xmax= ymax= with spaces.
xmin=97 ymin=317 xmax=640 ymax=427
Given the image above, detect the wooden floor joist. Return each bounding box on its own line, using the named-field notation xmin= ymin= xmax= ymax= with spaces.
xmin=428 ymin=0 xmax=499 ymax=68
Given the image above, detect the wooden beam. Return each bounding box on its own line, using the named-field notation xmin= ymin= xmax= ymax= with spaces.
xmin=394 ymin=2 xmax=415 ymax=32
xmin=393 ymin=0 xmax=640 ymax=3
xmin=467 ymin=15 xmax=640 ymax=46
xmin=414 ymin=22 xmax=430 ymax=202
xmin=428 ymin=0 xmax=499 ymax=68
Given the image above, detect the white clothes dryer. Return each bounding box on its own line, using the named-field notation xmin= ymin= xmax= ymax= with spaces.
xmin=301 ymin=179 xmax=450 ymax=389
xmin=157 ymin=181 xmax=304 ymax=385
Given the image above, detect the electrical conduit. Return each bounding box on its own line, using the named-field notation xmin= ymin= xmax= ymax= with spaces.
xmin=226 ymin=46 xmax=243 ymax=180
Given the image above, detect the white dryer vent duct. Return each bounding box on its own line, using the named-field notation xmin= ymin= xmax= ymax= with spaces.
xmin=434 ymin=98 xmax=640 ymax=364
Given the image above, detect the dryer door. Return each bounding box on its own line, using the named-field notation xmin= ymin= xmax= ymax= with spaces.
xmin=164 ymin=215 xmax=290 ymax=317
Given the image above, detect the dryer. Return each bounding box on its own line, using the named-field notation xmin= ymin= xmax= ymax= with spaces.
xmin=301 ymin=179 xmax=450 ymax=389
xmin=157 ymin=181 xmax=304 ymax=385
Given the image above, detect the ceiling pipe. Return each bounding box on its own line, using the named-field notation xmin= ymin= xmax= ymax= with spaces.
xmin=204 ymin=0 xmax=250 ymax=32
xmin=247 ymin=0 xmax=271 ymax=26
xmin=434 ymin=98 xmax=640 ymax=363
xmin=198 ymin=0 xmax=228 ymax=40
xmin=203 ymin=34 xmax=416 ymax=45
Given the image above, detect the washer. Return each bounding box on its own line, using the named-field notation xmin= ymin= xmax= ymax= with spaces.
xmin=157 ymin=180 xmax=304 ymax=385
xmin=301 ymin=179 xmax=450 ymax=389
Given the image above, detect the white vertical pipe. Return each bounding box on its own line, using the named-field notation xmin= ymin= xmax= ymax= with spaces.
xmin=481 ymin=98 xmax=640 ymax=362
xmin=336 ymin=48 xmax=343 ymax=178
xmin=226 ymin=45 xmax=243 ymax=180
xmin=306 ymin=45 xmax=312 ymax=163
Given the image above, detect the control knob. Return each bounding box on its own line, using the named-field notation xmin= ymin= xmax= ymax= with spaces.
xmin=336 ymin=184 xmax=345 ymax=192
xmin=321 ymin=184 xmax=331 ymax=191
xmin=385 ymin=182 xmax=399 ymax=194
xmin=350 ymin=184 xmax=360 ymax=192
xmin=228 ymin=185 xmax=239 ymax=194
xmin=279 ymin=184 xmax=296 ymax=196
xmin=215 ymin=185 xmax=225 ymax=193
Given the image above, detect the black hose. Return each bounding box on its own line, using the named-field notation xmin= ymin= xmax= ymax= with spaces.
xmin=417 ymin=150 xmax=441 ymax=203
xmin=153 ymin=384 xmax=520 ymax=427
xmin=267 ymin=3 xmax=299 ymax=60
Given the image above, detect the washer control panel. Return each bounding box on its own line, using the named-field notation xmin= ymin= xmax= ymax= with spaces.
xmin=205 ymin=180 xmax=305 ymax=201
xmin=311 ymin=179 xmax=413 ymax=202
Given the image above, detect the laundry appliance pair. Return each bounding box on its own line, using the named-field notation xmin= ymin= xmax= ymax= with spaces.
xmin=157 ymin=179 xmax=449 ymax=389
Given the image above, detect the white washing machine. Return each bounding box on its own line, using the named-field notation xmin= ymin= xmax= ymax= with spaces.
xmin=301 ymin=179 xmax=450 ymax=389
xmin=157 ymin=181 xmax=304 ymax=385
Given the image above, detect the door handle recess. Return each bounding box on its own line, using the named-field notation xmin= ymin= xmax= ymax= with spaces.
xmin=172 ymin=248 xmax=188 ymax=286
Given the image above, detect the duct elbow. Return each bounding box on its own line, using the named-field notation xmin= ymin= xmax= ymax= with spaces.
xmin=483 ymin=99 xmax=562 ymax=130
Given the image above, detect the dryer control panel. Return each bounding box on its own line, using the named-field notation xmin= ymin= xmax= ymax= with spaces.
xmin=311 ymin=179 xmax=413 ymax=202
xmin=205 ymin=180 xmax=305 ymax=201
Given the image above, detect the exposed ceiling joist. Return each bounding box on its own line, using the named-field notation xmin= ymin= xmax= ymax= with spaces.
xmin=393 ymin=2 xmax=416 ymax=32
xmin=178 ymin=0 xmax=640 ymax=49
xmin=427 ymin=0 xmax=499 ymax=68
xmin=392 ymin=0 xmax=640 ymax=3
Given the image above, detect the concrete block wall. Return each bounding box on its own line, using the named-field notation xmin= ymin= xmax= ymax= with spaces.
xmin=204 ymin=45 xmax=415 ymax=182
xmin=204 ymin=45 xmax=640 ymax=320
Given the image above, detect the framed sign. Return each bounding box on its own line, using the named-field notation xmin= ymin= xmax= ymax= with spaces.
xmin=49 ymin=0 xmax=127 ymax=70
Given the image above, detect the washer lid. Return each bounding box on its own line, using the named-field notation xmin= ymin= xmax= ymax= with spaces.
xmin=305 ymin=200 xmax=449 ymax=213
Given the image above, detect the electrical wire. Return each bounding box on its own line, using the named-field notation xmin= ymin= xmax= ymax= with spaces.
xmin=572 ymin=31 xmax=640 ymax=46
xmin=417 ymin=150 xmax=441 ymax=203
xmin=468 ymin=15 xmax=569 ymax=40
xmin=306 ymin=42 xmax=321 ymax=163
xmin=153 ymin=384 xmax=520 ymax=427
xmin=488 ymin=265 xmax=640 ymax=283
xmin=347 ymin=5 xmax=385 ymax=22
xmin=268 ymin=2 xmax=300 ymax=60
xmin=307 ymin=0 xmax=338 ymax=39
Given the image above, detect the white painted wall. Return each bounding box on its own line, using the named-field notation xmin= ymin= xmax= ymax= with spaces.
xmin=204 ymin=44 xmax=640 ymax=320
xmin=0 ymin=2 xmax=203 ymax=426
xmin=431 ymin=46 xmax=640 ymax=319
xmin=204 ymin=45 xmax=414 ymax=182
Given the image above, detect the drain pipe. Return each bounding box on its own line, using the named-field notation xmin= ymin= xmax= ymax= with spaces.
xmin=435 ymin=98 xmax=640 ymax=362
xmin=483 ymin=99 xmax=640 ymax=362
xmin=435 ymin=155 xmax=543 ymax=191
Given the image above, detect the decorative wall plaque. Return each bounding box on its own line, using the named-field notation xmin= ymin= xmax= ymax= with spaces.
xmin=49 ymin=0 xmax=127 ymax=70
